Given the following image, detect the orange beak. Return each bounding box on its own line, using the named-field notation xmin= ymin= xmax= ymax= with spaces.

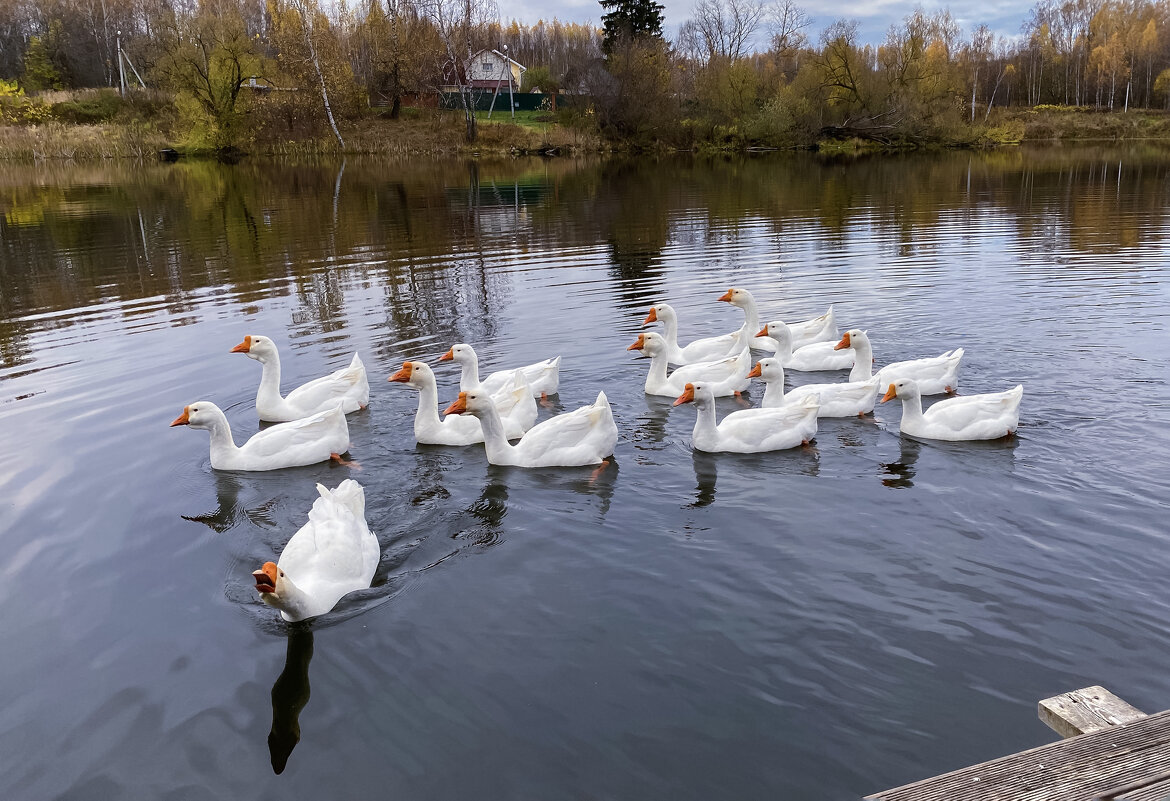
xmin=388 ymin=362 xmax=413 ymax=382
xmin=253 ymin=562 xmax=278 ymax=594
xmin=833 ymin=332 xmax=852 ymax=351
xmin=438 ymin=348 xmax=454 ymax=362
xmin=881 ymin=384 xmax=898 ymax=403
xmin=673 ymin=383 xmax=696 ymax=406
xmin=717 ymin=289 xmax=733 ymax=303
xmin=230 ymin=335 xmax=252 ymax=354
xmin=170 ymin=406 xmax=191 ymax=427
xmin=755 ymin=326 xmax=769 ymax=338
xmin=444 ymin=392 xmax=468 ymax=415
xmin=643 ymin=307 xmax=658 ymax=325
xmin=627 ymin=334 xmax=645 ymax=351
xmin=747 ymin=363 xmax=762 ymax=378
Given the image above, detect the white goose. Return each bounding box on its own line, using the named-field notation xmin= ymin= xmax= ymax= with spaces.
xmin=882 ymin=378 xmax=1022 ymax=441
xmin=441 ymin=343 xmax=560 ymax=398
xmin=757 ymin=320 xmax=854 ymax=372
xmin=627 ymin=332 xmax=752 ymax=398
xmin=444 ymin=390 xmax=617 ymax=467
xmin=642 ymin=303 xmax=742 ymax=364
xmin=748 ymin=358 xmax=880 ymax=417
xmin=231 ymin=335 xmax=369 ymax=422
xmin=170 ymin=401 xmax=350 ymax=471
xmin=252 ymin=480 xmax=379 ymax=623
xmin=719 ymin=287 xmax=837 ymax=352
xmin=674 ymin=381 xmax=819 ymax=453
xmin=834 ymin=329 xmax=964 ymax=395
xmin=387 ymin=361 xmax=536 ymax=446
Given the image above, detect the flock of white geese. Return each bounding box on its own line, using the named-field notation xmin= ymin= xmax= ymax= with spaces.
xmin=169 ymin=286 xmax=1023 ymax=624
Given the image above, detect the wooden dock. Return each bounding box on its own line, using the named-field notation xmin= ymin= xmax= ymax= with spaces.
xmin=866 ymin=687 xmax=1170 ymax=801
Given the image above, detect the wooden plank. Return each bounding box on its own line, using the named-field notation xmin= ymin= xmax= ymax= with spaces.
xmin=1039 ymin=686 xmax=1147 ymax=739
xmin=865 ymin=708 xmax=1170 ymax=801
xmin=1098 ymin=770 xmax=1170 ymax=800
xmin=1118 ymin=784 xmax=1170 ymax=801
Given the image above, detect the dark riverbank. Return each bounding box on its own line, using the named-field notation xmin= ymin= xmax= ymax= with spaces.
xmin=5 ymin=99 xmax=1170 ymax=162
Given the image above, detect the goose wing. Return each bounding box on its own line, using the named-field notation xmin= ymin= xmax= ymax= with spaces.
xmin=285 ymin=353 xmax=368 ymax=412
xmin=242 ymin=406 xmax=348 ymax=460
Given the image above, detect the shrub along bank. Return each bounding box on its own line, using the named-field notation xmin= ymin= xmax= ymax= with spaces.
xmin=5 ymin=83 xmax=1170 ymax=163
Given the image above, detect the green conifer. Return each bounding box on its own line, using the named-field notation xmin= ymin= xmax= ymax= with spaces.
xmin=599 ymin=0 xmax=665 ymax=54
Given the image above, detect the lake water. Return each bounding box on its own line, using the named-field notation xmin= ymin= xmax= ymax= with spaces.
xmin=2 ymin=148 xmax=1169 ymax=800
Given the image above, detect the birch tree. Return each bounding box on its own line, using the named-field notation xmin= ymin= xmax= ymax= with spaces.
xmin=287 ymin=0 xmax=346 ymax=146
xmin=427 ymin=0 xmax=496 ymax=142
xmin=967 ymin=24 xmax=993 ymax=121
xmin=687 ymin=0 xmax=766 ymax=61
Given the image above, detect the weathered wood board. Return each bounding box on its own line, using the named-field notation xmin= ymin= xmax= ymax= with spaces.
xmin=1039 ymin=686 xmax=1146 ymax=739
xmin=1097 ymin=769 xmax=1170 ymax=800
xmin=865 ymin=708 xmax=1170 ymax=801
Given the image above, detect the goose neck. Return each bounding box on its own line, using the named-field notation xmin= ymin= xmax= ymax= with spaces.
xmin=692 ymin=399 xmax=719 ymax=443
xmin=206 ymin=413 xmax=241 ymax=467
xmin=267 ymin=574 xmax=315 ymax=622
xmin=413 ymin=379 xmax=443 ymax=434
xmin=737 ymin=296 xmax=760 ymax=334
xmin=659 ymin=311 xmax=680 ymax=349
xmin=848 ymin=339 xmax=874 ymax=382
xmin=645 ymin=350 xmax=671 ymax=393
xmin=761 ymin=379 xmax=787 ymax=408
xmin=458 ymin=353 xmax=481 ymax=392
xmin=256 ymin=351 xmax=285 ymax=408
xmin=898 ymin=392 xmax=925 ymax=422
xmin=474 ymin=403 xmax=517 ymax=464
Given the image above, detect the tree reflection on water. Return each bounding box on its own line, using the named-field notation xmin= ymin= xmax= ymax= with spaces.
xmin=3 ymin=146 xmax=1170 ymax=371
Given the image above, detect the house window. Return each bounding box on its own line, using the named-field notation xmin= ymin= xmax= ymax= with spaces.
xmin=482 ymin=61 xmax=494 ymax=71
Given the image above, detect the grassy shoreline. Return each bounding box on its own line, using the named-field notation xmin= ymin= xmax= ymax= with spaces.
xmin=5 ymin=106 xmax=1170 ymax=162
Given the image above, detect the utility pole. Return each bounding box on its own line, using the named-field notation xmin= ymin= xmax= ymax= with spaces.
xmin=505 ymin=44 xmax=514 ymax=119
xmin=487 ymin=45 xmax=504 ymax=119
xmin=117 ymin=30 xmax=126 ymax=97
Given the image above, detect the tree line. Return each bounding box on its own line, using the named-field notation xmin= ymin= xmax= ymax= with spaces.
xmin=5 ymin=0 xmax=1170 ymax=149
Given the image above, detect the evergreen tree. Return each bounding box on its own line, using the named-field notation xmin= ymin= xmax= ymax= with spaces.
xmin=599 ymin=0 xmax=665 ymax=53
xmin=21 ymin=21 xmax=67 ymax=91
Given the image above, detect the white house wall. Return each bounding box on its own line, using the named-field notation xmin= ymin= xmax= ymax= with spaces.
xmin=468 ymin=53 xmax=523 ymax=86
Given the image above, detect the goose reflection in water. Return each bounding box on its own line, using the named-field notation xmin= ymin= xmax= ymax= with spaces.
xmin=689 ymin=446 xmax=821 ymax=508
xmin=469 ymin=470 xmax=510 ymax=545
xmin=690 ymin=451 xmax=719 ymax=508
xmin=182 ymin=472 xmax=280 ymax=533
xmin=471 ymin=459 xmax=620 ymax=528
xmin=881 ymin=438 xmax=922 ymax=489
xmin=268 ymin=625 xmax=314 ymax=775
xmin=634 ymin=396 xmax=673 ymax=447
xmin=879 ymin=431 xmax=1019 ymax=489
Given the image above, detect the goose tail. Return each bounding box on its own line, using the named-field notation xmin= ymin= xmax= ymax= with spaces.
xmin=318 ymin=479 xmax=366 ymax=520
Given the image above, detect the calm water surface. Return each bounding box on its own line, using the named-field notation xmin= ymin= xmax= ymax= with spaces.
xmin=2 ymin=149 xmax=1169 ymax=800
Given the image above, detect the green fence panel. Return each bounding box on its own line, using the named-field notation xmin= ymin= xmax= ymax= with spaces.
xmin=440 ymin=91 xmax=559 ymax=112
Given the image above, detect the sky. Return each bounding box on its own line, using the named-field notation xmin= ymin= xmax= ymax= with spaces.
xmin=492 ymin=0 xmax=1030 ymax=49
